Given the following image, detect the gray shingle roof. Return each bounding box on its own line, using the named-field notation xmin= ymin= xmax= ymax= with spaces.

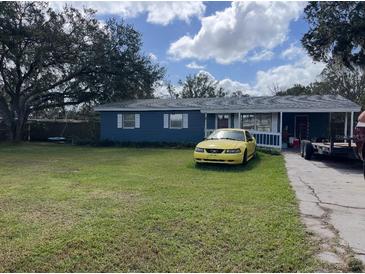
xmin=94 ymin=95 xmax=361 ymax=113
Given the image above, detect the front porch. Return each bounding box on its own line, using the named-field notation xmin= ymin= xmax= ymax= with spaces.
xmin=203 ymin=111 xmax=356 ymax=150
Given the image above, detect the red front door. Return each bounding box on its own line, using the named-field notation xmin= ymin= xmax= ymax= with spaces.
xmin=295 ymin=115 xmax=308 ymax=139
xmin=217 ymin=114 xmax=229 ymax=128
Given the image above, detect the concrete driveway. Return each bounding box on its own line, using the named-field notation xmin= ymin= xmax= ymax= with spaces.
xmin=284 ymin=151 xmax=365 ymax=269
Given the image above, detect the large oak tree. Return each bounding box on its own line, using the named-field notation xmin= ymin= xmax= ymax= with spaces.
xmin=0 ymin=2 xmax=164 ymax=141
xmin=300 ymin=1 xmax=365 ymax=108
xmin=302 ymin=1 xmax=365 ymax=70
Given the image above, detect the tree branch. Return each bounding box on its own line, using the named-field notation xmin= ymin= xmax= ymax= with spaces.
xmin=0 ymin=48 xmax=15 ymax=97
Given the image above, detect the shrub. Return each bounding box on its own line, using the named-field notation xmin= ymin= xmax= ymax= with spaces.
xmin=257 ymin=147 xmax=281 ymax=155
xmin=94 ymin=140 xmax=195 ymax=149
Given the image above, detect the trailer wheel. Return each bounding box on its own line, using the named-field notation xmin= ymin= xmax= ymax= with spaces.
xmin=301 ymin=140 xmax=310 ymax=158
xmin=303 ymin=142 xmax=314 ymax=160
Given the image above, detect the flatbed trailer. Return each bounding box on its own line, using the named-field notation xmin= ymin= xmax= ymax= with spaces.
xmin=301 ymin=138 xmax=360 ymax=161
xmin=300 ymin=110 xmax=365 ymax=177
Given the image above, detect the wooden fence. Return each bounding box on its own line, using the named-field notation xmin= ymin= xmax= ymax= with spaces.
xmin=0 ymin=119 xmax=100 ymax=142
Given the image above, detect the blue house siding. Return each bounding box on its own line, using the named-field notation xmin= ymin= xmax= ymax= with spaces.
xmin=100 ymin=110 xmax=205 ymax=143
xmin=207 ymin=114 xmax=215 ymax=129
xmin=99 ymin=110 xmax=339 ymax=145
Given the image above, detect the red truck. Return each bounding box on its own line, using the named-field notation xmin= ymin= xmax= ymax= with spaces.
xmin=354 ymin=111 xmax=365 ymax=168
xmin=301 ymin=111 xmax=365 ymax=177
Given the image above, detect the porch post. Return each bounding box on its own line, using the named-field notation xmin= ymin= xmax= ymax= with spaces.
xmin=344 ymin=112 xmax=348 ymax=138
xmin=238 ymin=112 xmax=241 ymax=128
xmin=350 ymin=111 xmax=354 ymax=138
xmin=204 ymin=113 xmax=207 ymax=137
xmin=329 ymin=112 xmax=332 ymax=139
xmin=279 ymin=112 xmax=283 ymax=149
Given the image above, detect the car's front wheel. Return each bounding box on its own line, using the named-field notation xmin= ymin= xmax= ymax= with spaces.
xmin=252 ymin=147 xmax=257 ymax=159
xmin=242 ymin=150 xmax=248 ymax=165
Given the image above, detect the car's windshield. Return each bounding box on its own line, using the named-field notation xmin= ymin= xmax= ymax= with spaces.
xmin=207 ymin=130 xmax=245 ymax=141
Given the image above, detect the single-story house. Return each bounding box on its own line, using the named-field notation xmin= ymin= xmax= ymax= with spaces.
xmin=94 ymin=95 xmax=361 ymax=149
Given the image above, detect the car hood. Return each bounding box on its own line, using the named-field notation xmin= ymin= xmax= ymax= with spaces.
xmin=197 ymin=139 xmax=243 ymax=149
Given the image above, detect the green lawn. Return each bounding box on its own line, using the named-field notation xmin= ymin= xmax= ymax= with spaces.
xmin=0 ymin=143 xmax=319 ymax=272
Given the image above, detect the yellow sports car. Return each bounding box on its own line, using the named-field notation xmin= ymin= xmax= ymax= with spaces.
xmin=193 ymin=129 xmax=256 ymax=165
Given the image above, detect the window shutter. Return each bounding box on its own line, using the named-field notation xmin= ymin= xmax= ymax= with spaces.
xmin=183 ymin=113 xmax=188 ymax=128
xmin=163 ymin=114 xmax=169 ymax=128
xmin=117 ymin=114 xmax=123 ymax=128
xmin=135 ymin=114 xmax=140 ymax=128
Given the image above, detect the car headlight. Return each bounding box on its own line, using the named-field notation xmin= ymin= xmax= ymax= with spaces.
xmin=195 ymin=147 xmax=204 ymax=153
xmin=225 ymin=148 xmax=241 ymax=154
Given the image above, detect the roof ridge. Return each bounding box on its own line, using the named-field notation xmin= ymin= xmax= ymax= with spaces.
xmin=94 ymin=94 xmax=361 ymax=112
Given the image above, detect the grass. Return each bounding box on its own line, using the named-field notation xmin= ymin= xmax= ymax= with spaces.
xmin=0 ymin=143 xmax=319 ymax=272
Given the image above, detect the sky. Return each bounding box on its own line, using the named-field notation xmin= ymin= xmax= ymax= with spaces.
xmin=51 ymin=1 xmax=326 ymax=97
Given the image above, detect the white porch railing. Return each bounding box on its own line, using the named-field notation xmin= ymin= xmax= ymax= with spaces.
xmin=205 ymin=129 xmax=281 ymax=149
xmin=251 ymin=130 xmax=281 ymax=149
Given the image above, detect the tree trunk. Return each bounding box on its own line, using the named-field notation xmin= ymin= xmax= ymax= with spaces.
xmin=4 ymin=126 xmax=14 ymax=141
xmin=1 ymin=112 xmax=28 ymax=142
xmin=14 ymin=122 xmax=24 ymax=142
xmin=12 ymin=112 xmax=27 ymax=142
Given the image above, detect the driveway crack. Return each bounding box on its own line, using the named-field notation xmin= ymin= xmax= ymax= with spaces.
xmin=298 ymin=177 xmax=324 ymax=204
xmin=298 ymin=176 xmax=337 ymax=233
xmin=320 ymin=202 xmax=365 ymax=210
xmin=297 ymin=176 xmax=358 ymax=269
xmin=298 ymin=177 xmax=365 ymax=210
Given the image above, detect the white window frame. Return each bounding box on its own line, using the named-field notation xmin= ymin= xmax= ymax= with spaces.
xmin=169 ymin=113 xmax=183 ymax=129
xmin=241 ymin=114 xmax=255 ymax=130
xmin=123 ymin=113 xmax=136 ymax=129
xmin=240 ymin=113 xmax=272 ymax=132
xmin=255 ymin=113 xmax=272 ymax=132
xmin=164 ymin=113 xmax=188 ymax=129
xmin=117 ymin=114 xmax=123 ymax=129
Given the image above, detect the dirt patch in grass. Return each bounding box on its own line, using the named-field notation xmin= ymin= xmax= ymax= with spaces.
xmin=87 ymin=190 xmax=142 ymax=202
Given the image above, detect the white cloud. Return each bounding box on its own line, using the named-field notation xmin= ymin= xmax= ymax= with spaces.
xmin=50 ymin=1 xmax=205 ymax=26
xmin=168 ymin=1 xmax=305 ymax=64
xmin=237 ymin=44 xmax=325 ymax=94
xmin=148 ymin=53 xmax=158 ymax=62
xmin=196 ymin=70 xmax=256 ymax=95
xmin=154 ymin=70 xmax=256 ymax=98
xmin=255 ymin=56 xmax=325 ymax=94
xmin=281 ymin=43 xmax=305 ymax=60
xmin=249 ymin=49 xmax=274 ymax=62
xmin=218 ymin=78 xmax=254 ymax=95
xmin=153 ymin=81 xmax=182 ymax=98
xmin=194 ymin=70 xmax=252 ymax=94
xmin=153 ymin=83 xmax=171 ymax=98
xmin=155 ymin=56 xmax=325 ymax=98
xmin=186 ymin=61 xmax=205 ymax=69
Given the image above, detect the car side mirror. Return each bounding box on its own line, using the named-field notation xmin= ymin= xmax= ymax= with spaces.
xmin=248 ymin=138 xmax=253 ymax=142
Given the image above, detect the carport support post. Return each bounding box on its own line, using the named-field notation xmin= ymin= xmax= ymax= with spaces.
xmin=204 ymin=113 xmax=207 ymax=137
xmin=350 ymin=111 xmax=354 ymax=138
xmin=279 ymin=112 xmax=283 ymax=149
xmin=344 ymin=112 xmax=348 ymax=138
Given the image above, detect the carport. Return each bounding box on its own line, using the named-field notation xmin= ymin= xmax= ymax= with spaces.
xmin=282 ymin=111 xmax=358 ymax=145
